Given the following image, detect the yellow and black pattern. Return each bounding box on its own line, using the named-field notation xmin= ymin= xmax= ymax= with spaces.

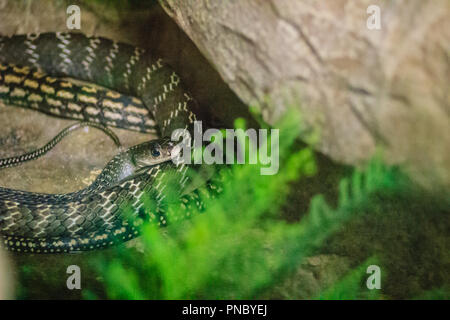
xmin=0 ymin=62 xmax=157 ymax=133
xmin=0 ymin=32 xmax=201 ymax=253
xmin=0 ymin=32 xmax=198 ymax=137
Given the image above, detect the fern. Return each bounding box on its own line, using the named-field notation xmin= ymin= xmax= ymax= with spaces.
xmin=86 ymin=109 xmax=408 ymax=300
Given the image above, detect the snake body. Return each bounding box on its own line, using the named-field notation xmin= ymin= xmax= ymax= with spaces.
xmin=0 ymin=32 xmax=201 ymax=253
xmin=0 ymin=121 xmax=122 ymax=169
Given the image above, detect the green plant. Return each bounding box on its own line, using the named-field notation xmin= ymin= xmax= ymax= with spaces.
xmin=316 ymin=258 xmax=381 ymax=300
xmin=86 ymin=109 xmax=410 ymax=300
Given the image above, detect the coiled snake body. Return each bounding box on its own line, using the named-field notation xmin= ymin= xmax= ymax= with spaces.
xmin=0 ymin=32 xmax=204 ymax=253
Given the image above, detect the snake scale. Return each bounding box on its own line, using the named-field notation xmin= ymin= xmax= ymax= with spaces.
xmin=0 ymin=32 xmax=210 ymax=253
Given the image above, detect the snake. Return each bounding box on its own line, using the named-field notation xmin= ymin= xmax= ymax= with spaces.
xmin=0 ymin=121 xmax=122 ymax=169
xmin=0 ymin=32 xmax=208 ymax=253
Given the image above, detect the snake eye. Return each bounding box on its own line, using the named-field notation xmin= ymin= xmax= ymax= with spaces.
xmin=151 ymin=145 xmax=161 ymax=157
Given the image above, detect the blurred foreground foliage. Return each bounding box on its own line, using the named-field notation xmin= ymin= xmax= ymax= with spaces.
xmin=83 ymin=109 xmax=445 ymax=300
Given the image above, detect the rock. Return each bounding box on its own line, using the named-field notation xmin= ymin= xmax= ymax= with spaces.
xmin=159 ymin=0 xmax=450 ymax=189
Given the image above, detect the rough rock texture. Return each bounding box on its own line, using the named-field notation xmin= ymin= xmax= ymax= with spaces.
xmin=160 ymin=0 xmax=450 ymax=189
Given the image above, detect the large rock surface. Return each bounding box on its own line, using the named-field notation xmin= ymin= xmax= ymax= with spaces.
xmin=160 ymin=0 xmax=450 ymax=188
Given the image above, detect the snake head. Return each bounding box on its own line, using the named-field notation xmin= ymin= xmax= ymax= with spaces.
xmin=133 ymin=138 xmax=180 ymax=168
